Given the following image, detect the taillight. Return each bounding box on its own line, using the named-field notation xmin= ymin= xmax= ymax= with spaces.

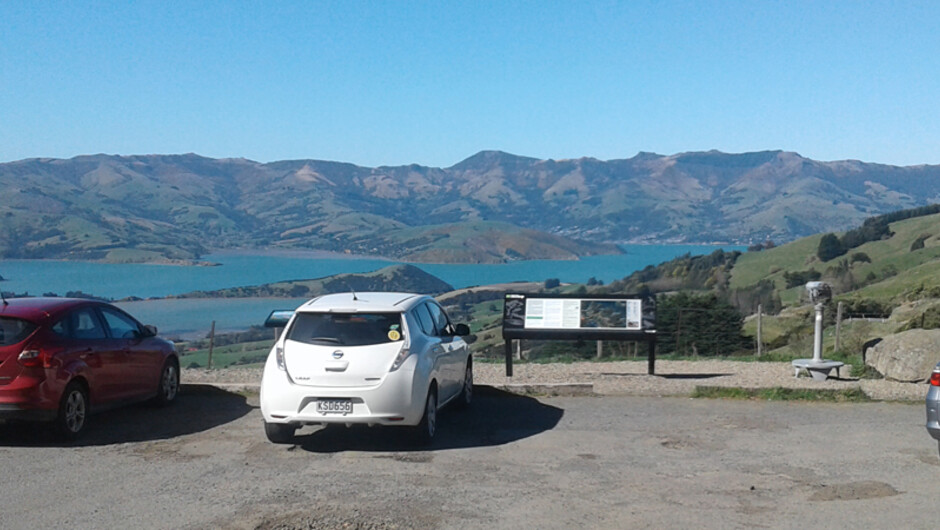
xmin=930 ymin=371 xmax=940 ymax=386
xmin=390 ymin=338 xmax=411 ymax=372
xmin=275 ymin=344 xmax=286 ymax=371
xmin=18 ymin=346 xmax=45 ymax=368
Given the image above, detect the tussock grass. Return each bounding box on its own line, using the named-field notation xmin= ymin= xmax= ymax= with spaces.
xmin=691 ymin=386 xmax=871 ymax=402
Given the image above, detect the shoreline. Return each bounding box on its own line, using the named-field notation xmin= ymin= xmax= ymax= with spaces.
xmin=204 ymin=247 xmax=392 ymax=262
xmin=1 ymin=242 xmax=745 ymax=268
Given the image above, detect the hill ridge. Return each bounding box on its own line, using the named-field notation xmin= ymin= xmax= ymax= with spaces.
xmin=3 ymin=150 xmax=940 ymax=263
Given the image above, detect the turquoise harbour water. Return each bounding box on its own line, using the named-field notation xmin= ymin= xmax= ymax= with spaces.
xmin=0 ymin=244 xmax=740 ymax=338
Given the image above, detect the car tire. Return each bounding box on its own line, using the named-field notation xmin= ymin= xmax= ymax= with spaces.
xmin=413 ymin=386 xmax=437 ymax=445
xmin=55 ymin=381 xmax=88 ymax=441
xmin=264 ymin=421 xmax=297 ymax=444
xmin=455 ymin=360 xmax=473 ymax=409
xmin=154 ymin=358 xmax=180 ymax=406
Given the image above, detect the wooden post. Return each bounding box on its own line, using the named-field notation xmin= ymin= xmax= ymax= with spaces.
xmin=596 ymin=340 xmax=603 ymax=359
xmin=834 ymin=301 xmax=844 ymax=353
xmin=207 ymin=320 xmax=216 ymax=370
xmin=756 ymin=304 xmax=763 ymax=358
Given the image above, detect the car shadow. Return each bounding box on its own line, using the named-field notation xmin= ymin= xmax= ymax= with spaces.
xmin=0 ymin=384 xmax=254 ymax=447
xmin=295 ymin=385 xmax=565 ymax=453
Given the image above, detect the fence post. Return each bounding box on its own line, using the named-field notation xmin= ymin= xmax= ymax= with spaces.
xmin=207 ymin=320 xmax=216 ymax=370
xmin=835 ymin=301 xmax=844 ymax=353
xmin=756 ymin=304 xmax=763 ymax=358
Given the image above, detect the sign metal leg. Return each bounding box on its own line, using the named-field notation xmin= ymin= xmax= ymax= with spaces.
xmin=504 ymin=340 xmax=513 ymax=377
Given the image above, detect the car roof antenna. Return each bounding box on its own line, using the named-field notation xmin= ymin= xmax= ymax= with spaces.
xmin=346 ymin=281 xmax=359 ymax=301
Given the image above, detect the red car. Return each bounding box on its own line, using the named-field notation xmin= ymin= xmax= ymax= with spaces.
xmin=0 ymin=297 xmax=179 ymax=439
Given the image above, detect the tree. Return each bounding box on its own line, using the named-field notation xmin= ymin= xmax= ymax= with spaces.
xmin=817 ymin=233 xmax=846 ymax=261
xmin=911 ymin=234 xmax=930 ymax=252
xmin=544 ymin=278 xmax=561 ymax=289
xmin=656 ymin=292 xmax=749 ymax=356
xmin=288 ymin=284 xmax=310 ymax=297
xmin=729 ymin=278 xmax=782 ymax=315
xmin=783 ymin=269 xmax=821 ymax=289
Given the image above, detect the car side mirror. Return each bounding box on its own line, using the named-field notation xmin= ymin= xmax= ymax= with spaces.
xmin=143 ymin=324 xmax=158 ymax=337
xmin=453 ymin=323 xmax=470 ymax=336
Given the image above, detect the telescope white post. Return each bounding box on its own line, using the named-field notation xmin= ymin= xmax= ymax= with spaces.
xmin=791 ymin=282 xmax=843 ymax=381
xmin=813 ymin=303 xmax=824 ymax=363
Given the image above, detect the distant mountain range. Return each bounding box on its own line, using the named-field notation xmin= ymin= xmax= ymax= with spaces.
xmin=3 ymin=150 xmax=940 ymax=263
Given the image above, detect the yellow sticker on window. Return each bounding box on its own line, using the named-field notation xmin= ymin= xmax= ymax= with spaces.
xmin=388 ymin=330 xmax=401 ymax=341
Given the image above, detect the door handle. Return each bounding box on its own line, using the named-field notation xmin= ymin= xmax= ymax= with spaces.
xmin=325 ymin=360 xmax=349 ymax=372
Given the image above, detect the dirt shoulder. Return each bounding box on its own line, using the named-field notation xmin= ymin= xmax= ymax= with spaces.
xmin=183 ymin=359 xmax=926 ymax=402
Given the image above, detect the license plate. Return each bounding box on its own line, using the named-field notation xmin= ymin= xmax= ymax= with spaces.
xmin=316 ymin=399 xmax=353 ymax=415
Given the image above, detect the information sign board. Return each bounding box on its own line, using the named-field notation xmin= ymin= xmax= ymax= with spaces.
xmin=500 ymin=292 xmax=657 ymax=376
xmin=502 ymin=293 xmax=655 ymax=340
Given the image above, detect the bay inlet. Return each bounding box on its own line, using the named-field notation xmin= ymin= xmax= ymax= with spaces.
xmin=2 ymin=244 xmax=740 ymax=338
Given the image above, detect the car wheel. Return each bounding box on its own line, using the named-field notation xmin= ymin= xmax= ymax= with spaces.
xmin=264 ymin=421 xmax=297 ymax=444
xmin=154 ymin=358 xmax=180 ymax=406
xmin=456 ymin=360 xmax=473 ymax=409
xmin=413 ymin=386 xmax=437 ymax=445
xmin=55 ymin=381 xmax=88 ymax=441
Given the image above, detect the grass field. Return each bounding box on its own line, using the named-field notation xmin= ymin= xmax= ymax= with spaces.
xmin=179 ymin=339 xmax=273 ymax=369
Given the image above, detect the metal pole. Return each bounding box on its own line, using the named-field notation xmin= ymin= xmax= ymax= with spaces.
xmin=504 ymin=340 xmax=513 ymax=377
xmin=596 ymin=340 xmax=603 ymax=359
xmin=648 ymin=339 xmax=656 ymax=375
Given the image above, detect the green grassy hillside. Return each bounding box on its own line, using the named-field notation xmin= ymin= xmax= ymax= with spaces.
xmin=731 ymin=211 xmax=940 ymax=305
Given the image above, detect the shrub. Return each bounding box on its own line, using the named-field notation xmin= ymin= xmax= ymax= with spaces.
xmin=783 ymin=269 xmax=821 ymax=289
xmin=817 ymin=233 xmax=846 ymax=261
xmin=911 ymin=234 xmax=930 ymax=252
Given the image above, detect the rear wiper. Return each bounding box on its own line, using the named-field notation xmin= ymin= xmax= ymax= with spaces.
xmin=310 ymin=337 xmax=341 ymax=344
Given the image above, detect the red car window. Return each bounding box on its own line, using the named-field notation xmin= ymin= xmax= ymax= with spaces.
xmin=100 ymin=307 xmax=141 ymax=339
xmin=0 ymin=317 xmax=36 ymax=346
xmin=52 ymin=307 xmax=107 ymax=340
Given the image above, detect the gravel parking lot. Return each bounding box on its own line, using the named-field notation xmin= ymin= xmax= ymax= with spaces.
xmin=1 ymin=373 xmax=937 ymax=529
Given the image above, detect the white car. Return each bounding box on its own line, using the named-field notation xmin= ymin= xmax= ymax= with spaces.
xmin=260 ymin=292 xmax=472 ymax=444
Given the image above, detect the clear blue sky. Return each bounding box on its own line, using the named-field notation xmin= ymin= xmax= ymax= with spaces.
xmin=2 ymin=1 xmax=938 ymax=167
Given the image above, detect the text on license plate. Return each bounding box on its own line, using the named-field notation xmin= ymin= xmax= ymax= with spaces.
xmin=316 ymin=399 xmax=353 ymax=414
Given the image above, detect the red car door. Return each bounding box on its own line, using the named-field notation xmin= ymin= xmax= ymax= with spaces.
xmin=98 ymin=306 xmax=163 ymax=399
xmin=51 ymin=306 xmax=126 ymax=403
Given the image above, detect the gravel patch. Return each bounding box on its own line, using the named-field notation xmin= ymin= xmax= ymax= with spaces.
xmin=182 ymin=359 xmax=928 ymax=402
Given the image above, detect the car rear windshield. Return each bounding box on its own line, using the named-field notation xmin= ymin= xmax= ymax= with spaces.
xmin=286 ymin=312 xmax=404 ymax=347
xmin=0 ymin=317 xmax=37 ymax=346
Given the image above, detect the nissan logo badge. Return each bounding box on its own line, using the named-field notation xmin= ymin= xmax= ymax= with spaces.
xmin=332 ymin=350 xmax=344 ymax=359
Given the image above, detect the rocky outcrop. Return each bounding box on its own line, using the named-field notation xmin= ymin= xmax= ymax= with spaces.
xmin=865 ymin=329 xmax=940 ymax=382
